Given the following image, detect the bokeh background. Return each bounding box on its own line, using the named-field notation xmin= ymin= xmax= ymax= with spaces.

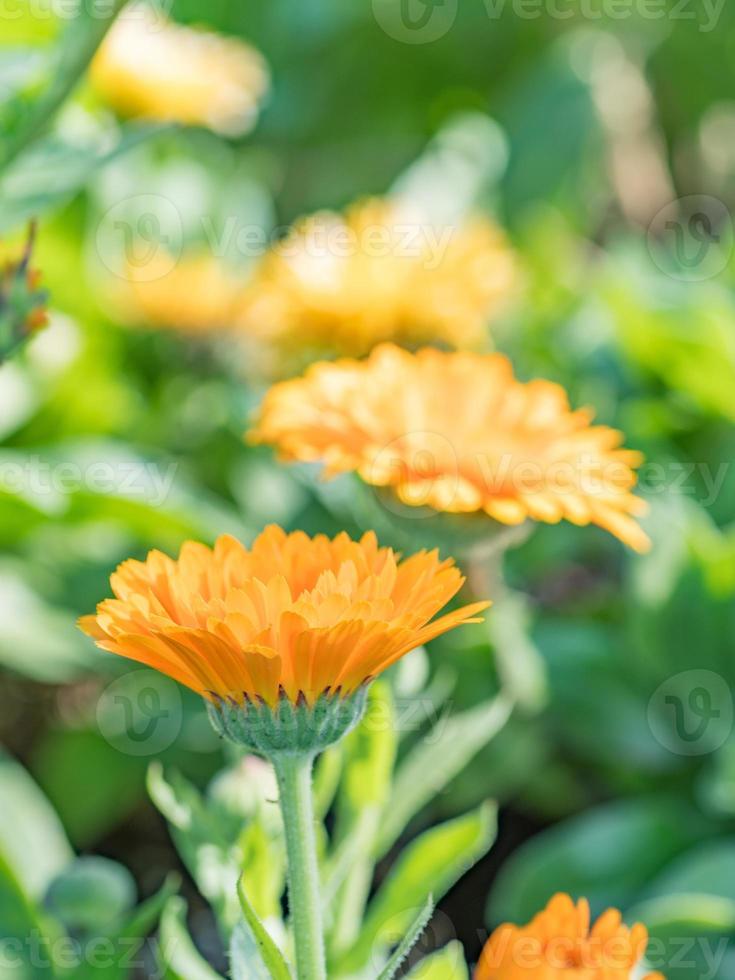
xmin=2 ymin=0 xmax=735 ymax=976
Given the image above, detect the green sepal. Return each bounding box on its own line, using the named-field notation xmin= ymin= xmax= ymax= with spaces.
xmin=207 ymin=687 xmax=368 ymax=758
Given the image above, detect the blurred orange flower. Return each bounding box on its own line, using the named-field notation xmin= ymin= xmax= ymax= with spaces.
xmin=117 ymin=253 xmax=247 ymax=333
xmin=251 ymin=344 xmax=650 ymax=552
xmin=79 ymin=525 xmax=488 ymax=707
xmin=237 ymin=197 xmax=516 ymax=356
xmin=475 ymin=893 xmax=664 ymax=980
xmin=91 ymin=3 xmax=269 ymax=135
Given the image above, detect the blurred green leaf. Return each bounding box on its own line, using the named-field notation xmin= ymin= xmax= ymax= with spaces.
xmin=377 ymin=697 xmax=511 ymax=856
xmin=0 ymin=751 xmax=73 ymax=900
xmin=44 ymin=856 xmax=135 ymax=934
xmin=489 ymin=798 xmax=714 ymax=924
xmin=158 ymin=896 xmax=224 ymax=980
xmin=0 ymin=127 xmax=163 ymax=232
xmin=148 ymin=764 xmax=240 ymax=932
xmin=404 ymin=942 xmax=469 ymax=980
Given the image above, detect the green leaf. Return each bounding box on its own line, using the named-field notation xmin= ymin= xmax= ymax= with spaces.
xmin=63 ymin=875 xmax=179 ymax=980
xmin=44 ymin=856 xmax=135 ymax=934
xmin=403 ymin=942 xmax=470 ymax=979
xmin=0 ymin=126 xmax=163 ymax=233
xmin=339 ymin=680 xmax=397 ymax=816
xmin=148 ymin=764 xmax=241 ymax=932
xmin=158 ymin=896 xmax=224 ymax=980
xmin=328 ymin=682 xmax=397 ymax=955
xmin=377 ymin=697 xmax=511 ymax=856
xmin=489 ymin=798 xmax=713 ymax=924
xmin=375 ymin=895 xmax=434 ymax=980
xmin=0 ymin=751 xmax=73 ymax=900
xmin=644 ymin=840 xmax=735 ymax=900
xmin=233 ymin=877 xmax=292 ymax=980
xmin=339 ymin=803 xmax=496 ymax=974
xmin=238 ymin=821 xmax=285 ymax=923
xmin=0 ymin=0 xmax=128 ymax=171
xmin=312 ymin=746 xmax=343 ymax=821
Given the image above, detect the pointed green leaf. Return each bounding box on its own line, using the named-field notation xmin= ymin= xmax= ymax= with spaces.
xmin=235 ymin=876 xmax=292 ymax=980
xmin=375 ymin=895 xmax=434 ymax=980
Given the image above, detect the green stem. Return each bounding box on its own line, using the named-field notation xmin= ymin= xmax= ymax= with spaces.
xmin=273 ymin=752 xmax=326 ymax=980
xmin=0 ymin=0 xmax=129 ymax=172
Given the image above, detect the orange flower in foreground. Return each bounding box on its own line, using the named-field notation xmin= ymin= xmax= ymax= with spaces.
xmin=251 ymin=344 xmax=650 ymax=552
xmin=79 ymin=525 xmax=488 ymax=707
xmin=476 ymin=894 xmax=664 ymax=980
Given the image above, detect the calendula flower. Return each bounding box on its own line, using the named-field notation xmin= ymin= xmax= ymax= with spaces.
xmin=0 ymin=228 xmax=48 ymax=361
xmin=237 ymin=197 xmax=516 ymax=356
xmin=475 ymin=893 xmax=664 ymax=979
xmin=117 ymin=253 xmax=247 ymax=333
xmin=79 ymin=524 xmax=487 ymax=710
xmin=91 ymin=4 xmax=269 ymax=136
xmin=251 ymin=344 xmax=650 ymax=552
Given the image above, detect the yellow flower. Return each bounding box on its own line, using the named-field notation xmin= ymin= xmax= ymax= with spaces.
xmin=475 ymin=893 xmax=664 ymax=980
xmin=251 ymin=344 xmax=650 ymax=552
xmin=91 ymin=4 xmax=269 ymax=135
xmin=117 ymin=253 xmax=247 ymax=333
xmin=79 ymin=524 xmax=488 ymax=707
xmin=237 ymin=197 xmax=516 ymax=356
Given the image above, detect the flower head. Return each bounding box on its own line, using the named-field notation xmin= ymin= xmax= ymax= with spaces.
xmin=116 ymin=253 xmax=247 ymax=333
xmin=79 ymin=525 xmax=488 ymax=708
xmin=475 ymin=893 xmax=664 ymax=979
xmin=237 ymin=197 xmax=516 ymax=357
xmin=91 ymin=4 xmax=269 ymax=136
xmin=251 ymin=344 xmax=650 ymax=552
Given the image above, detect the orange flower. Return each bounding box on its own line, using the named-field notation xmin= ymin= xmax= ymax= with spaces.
xmin=91 ymin=3 xmax=268 ymax=136
xmin=251 ymin=344 xmax=650 ymax=552
xmin=79 ymin=525 xmax=488 ymax=707
xmin=237 ymin=197 xmax=516 ymax=356
xmin=116 ymin=253 xmax=247 ymax=333
xmin=476 ymin=894 xmax=664 ymax=980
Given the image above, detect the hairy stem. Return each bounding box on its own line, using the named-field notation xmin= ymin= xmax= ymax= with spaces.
xmin=273 ymin=752 xmax=326 ymax=980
